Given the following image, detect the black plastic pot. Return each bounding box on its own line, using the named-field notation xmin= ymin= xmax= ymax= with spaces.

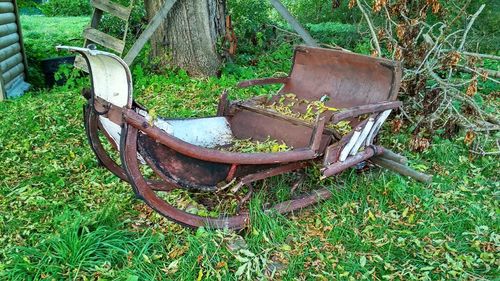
xmin=41 ymin=56 xmax=76 ymax=88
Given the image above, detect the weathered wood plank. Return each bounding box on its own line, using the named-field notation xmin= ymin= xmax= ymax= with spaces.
xmin=83 ymin=27 xmax=125 ymax=53
xmin=0 ymin=42 xmax=19 ymax=61
xmin=91 ymin=0 xmax=131 ymax=21
xmin=12 ymin=0 xmax=29 ymax=82
xmin=2 ymin=61 xmax=23 ymax=83
xmin=0 ymin=77 xmax=4 ymax=101
xmin=0 ymin=2 xmax=14 ymax=13
xmin=0 ymin=12 xmax=15 ymax=25
xmin=0 ymin=32 xmax=18 ymax=49
xmin=123 ymin=0 xmax=177 ymax=65
xmin=371 ymin=157 xmax=433 ymax=183
xmin=0 ymin=52 xmax=21 ymax=70
xmin=4 ymin=71 xmax=21 ymax=89
xmin=0 ymin=22 xmax=16 ymax=37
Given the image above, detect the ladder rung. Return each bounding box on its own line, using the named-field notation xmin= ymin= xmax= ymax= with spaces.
xmin=83 ymin=27 xmax=125 ymax=54
xmin=91 ymin=0 xmax=132 ymax=21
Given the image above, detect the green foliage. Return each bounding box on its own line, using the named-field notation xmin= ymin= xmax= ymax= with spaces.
xmin=16 ymin=0 xmax=42 ymax=15
xmin=20 ymin=16 xmax=88 ymax=88
xmin=228 ymin=0 xmax=271 ymax=37
xmin=282 ymin=0 xmax=361 ymax=24
xmin=306 ymin=22 xmax=362 ymax=49
xmin=16 ymin=0 xmax=39 ymax=8
xmin=467 ymin=0 xmax=500 ymax=52
xmin=40 ymin=0 xmax=91 ymax=17
xmin=228 ymin=0 xmax=274 ymax=53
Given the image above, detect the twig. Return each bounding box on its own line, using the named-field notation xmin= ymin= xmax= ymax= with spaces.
xmin=456 ymin=65 xmax=500 ymax=81
xmin=268 ymin=24 xmax=302 ymax=39
xmin=470 ymin=150 xmax=500 ymax=156
xmin=356 ymin=0 xmax=381 ymax=57
xmin=459 ymin=4 xmax=485 ymax=50
xmin=319 ymin=43 xmax=352 ymax=52
xmin=442 ymin=50 xmax=500 ymax=61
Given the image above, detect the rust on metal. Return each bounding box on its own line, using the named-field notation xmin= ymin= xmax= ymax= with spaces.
xmin=56 ymin=45 xmax=430 ymax=230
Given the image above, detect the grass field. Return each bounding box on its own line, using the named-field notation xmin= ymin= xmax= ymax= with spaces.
xmin=0 ymin=16 xmax=498 ymax=280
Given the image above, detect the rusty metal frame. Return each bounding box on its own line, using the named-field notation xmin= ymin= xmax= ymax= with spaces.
xmin=84 ymin=102 xmax=174 ymax=192
xmin=57 ymin=45 xmax=430 ymax=230
xmin=120 ymin=123 xmax=333 ymax=229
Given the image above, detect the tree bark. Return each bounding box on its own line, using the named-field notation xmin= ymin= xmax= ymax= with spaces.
xmin=144 ymin=0 xmax=225 ymax=77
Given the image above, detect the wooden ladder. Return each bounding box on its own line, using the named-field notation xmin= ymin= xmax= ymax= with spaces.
xmin=75 ymin=0 xmax=134 ymax=71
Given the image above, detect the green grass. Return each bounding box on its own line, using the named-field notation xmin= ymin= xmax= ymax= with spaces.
xmin=21 ymin=15 xmax=89 ymax=60
xmin=21 ymin=15 xmax=89 ymax=88
xmin=0 ymin=16 xmax=498 ymax=281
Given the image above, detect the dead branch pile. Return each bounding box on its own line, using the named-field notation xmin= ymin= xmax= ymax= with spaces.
xmin=351 ymin=0 xmax=499 ymax=138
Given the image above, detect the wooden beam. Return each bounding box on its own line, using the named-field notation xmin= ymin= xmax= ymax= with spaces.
xmin=0 ymin=22 xmax=17 ymax=37
xmin=90 ymin=0 xmax=132 ymax=21
xmin=123 ymin=0 xmax=177 ymax=65
xmin=0 ymin=52 xmax=22 ymax=71
xmin=1 ymin=61 xmax=23 ymax=84
xmin=4 ymin=72 xmax=22 ymax=89
xmin=0 ymin=72 xmax=4 ymax=101
xmin=0 ymin=43 xmax=19 ymax=61
xmin=12 ymin=0 xmax=28 ymax=80
xmin=0 ymin=12 xmax=15 ymax=25
xmin=0 ymin=33 xmax=18 ymax=49
xmin=376 ymin=148 xmax=408 ymax=164
xmin=371 ymin=157 xmax=433 ymax=183
xmin=83 ymin=27 xmax=125 ymax=53
xmin=268 ymin=0 xmax=318 ymax=47
xmin=0 ymin=2 xmax=14 ymax=13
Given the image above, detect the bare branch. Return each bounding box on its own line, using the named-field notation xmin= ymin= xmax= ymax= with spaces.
xmin=442 ymin=50 xmax=500 ymax=61
xmin=456 ymin=65 xmax=500 ymax=81
xmin=356 ymin=0 xmax=382 ymax=57
xmin=459 ymin=4 xmax=485 ymax=50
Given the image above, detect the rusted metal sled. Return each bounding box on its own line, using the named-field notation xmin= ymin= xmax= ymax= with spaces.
xmin=57 ymin=45 xmax=432 ymax=229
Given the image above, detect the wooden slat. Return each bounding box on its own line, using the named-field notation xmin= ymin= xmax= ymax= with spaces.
xmin=0 ymin=2 xmax=14 ymax=13
xmin=4 ymin=72 xmax=22 ymax=90
xmin=91 ymin=0 xmax=131 ymax=21
xmin=13 ymin=0 xmax=29 ymax=80
xmin=0 ymin=42 xmax=20 ymax=61
xmin=2 ymin=61 xmax=23 ymax=83
xmin=83 ymin=27 xmax=125 ymax=53
xmin=0 ymin=52 xmax=21 ymax=70
xmin=0 ymin=22 xmax=16 ymax=37
xmin=0 ymin=12 xmax=15 ymax=25
xmin=0 ymin=77 xmax=4 ymax=101
xmin=0 ymin=32 xmax=18 ymax=49
xmin=124 ymin=0 xmax=177 ymax=65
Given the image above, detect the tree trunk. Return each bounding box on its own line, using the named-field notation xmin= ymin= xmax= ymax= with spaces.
xmin=144 ymin=0 xmax=225 ymax=77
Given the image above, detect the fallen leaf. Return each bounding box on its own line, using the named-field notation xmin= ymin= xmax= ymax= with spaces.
xmin=360 ymin=255 xmax=367 ymax=267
